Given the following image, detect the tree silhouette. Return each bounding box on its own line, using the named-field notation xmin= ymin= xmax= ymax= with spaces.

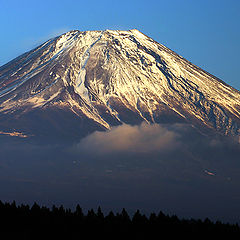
xmin=0 ymin=200 xmax=238 ymax=239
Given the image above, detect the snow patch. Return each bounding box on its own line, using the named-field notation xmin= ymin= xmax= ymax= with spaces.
xmin=74 ymin=32 xmax=104 ymax=102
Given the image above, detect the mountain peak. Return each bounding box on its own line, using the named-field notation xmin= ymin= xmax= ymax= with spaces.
xmin=0 ymin=29 xmax=240 ymax=139
xmin=58 ymin=29 xmax=146 ymax=39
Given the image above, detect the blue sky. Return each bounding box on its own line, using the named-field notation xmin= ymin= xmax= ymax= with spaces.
xmin=1 ymin=0 xmax=240 ymax=89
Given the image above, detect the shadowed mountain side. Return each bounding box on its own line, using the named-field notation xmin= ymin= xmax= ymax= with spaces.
xmin=0 ymin=105 xmax=106 ymax=141
xmin=0 ymin=123 xmax=240 ymax=223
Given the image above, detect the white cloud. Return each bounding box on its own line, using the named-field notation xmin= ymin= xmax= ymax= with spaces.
xmin=75 ymin=122 xmax=180 ymax=154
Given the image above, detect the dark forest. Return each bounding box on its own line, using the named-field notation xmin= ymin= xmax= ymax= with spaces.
xmin=0 ymin=200 xmax=239 ymax=239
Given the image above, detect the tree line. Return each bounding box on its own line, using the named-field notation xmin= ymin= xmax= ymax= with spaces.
xmin=0 ymin=200 xmax=239 ymax=239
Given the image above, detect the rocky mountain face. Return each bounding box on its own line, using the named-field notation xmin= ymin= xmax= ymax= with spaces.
xmin=0 ymin=29 xmax=240 ymax=140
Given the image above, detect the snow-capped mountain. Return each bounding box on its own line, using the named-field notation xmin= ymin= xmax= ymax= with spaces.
xmin=0 ymin=29 xmax=240 ymax=139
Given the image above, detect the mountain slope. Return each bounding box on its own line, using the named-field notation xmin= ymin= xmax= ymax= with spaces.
xmin=0 ymin=29 xmax=240 ymax=139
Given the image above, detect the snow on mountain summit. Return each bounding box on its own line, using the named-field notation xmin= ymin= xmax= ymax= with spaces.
xmin=0 ymin=29 xmax=240 ymax=139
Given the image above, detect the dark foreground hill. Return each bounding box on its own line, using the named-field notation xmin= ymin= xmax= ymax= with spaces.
xmin=0 ymin=201 xmax=239 ymax=239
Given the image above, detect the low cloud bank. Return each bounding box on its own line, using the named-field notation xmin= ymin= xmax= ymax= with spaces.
xmin=76 ymin=122 xmax=181 ymax=154
xmin=73 ymin=122 xmax=235 ymax=156
xmin=71 ymin=122 xmax=240 ymax=174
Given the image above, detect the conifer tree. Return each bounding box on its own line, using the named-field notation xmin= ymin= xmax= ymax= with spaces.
xmin=97 ymin=206 xmax=104 ymax=221
xmin=121 ymin=208 xmax=130 ymax=223
xmin=75 ymin=204 xmax=84 ymax=219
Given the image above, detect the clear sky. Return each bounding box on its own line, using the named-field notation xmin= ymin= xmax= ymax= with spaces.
xmin=1 ymin=0 xmax=239 ymax=90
